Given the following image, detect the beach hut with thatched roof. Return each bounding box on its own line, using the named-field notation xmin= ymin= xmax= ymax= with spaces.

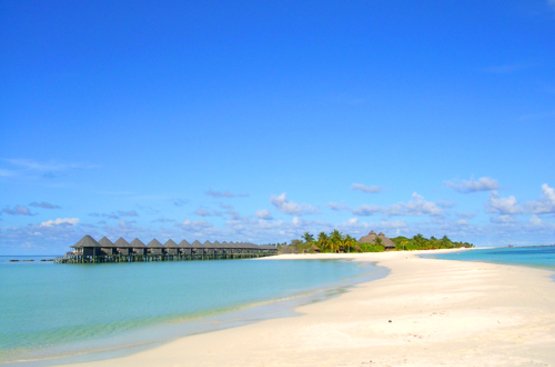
xmin=359 ymin=231 xmax=396 ymax=250
xmin=98 ymin=236 xmax=115 ymax=255
xmin=114 ymin=237 xmax=131 ymax=255
xmin=191 ymin=240 xmax=202 ymax=248
xmin=71 ymin=235 xmax=102 ymax=257
xmin=164 ymin=239 xmax=179 ymax=256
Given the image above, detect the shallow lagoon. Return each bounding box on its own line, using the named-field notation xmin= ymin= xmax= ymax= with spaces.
xmin=426 ymin=246 xmax=555 ymax=271
xmin=0 ymin=257 xmax=387 ymax=365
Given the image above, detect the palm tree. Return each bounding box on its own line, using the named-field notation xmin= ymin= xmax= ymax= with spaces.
xmin=330 ymin=229 xmax=343 ymax=253
xmin=317 ymin=232 xmax=329 ymax=252
xmin=343 ymin=234 xmax=357 ymax=253
xmin=302 ymin=232 xmax=315 ymax=244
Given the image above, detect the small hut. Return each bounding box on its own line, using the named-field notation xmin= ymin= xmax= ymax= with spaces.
xmin=359 ymin=231 xmax=396 ymax=250
xmin=178 ymin=239 xmax=192 ymax=256
xmin=164 ymin=239 xmax=179 ymax=256
xmin=130 ymin=238 xmax=146 ymax=255
xmin=98 ymin=236 xmax=115 ymax=255
xmin=147 ymin=239 xmax=163 ymax=256
xmin=71 ymin=235 xmax=102 ymax=257
xmin=114 ymin=237 xmax=131 ymax=256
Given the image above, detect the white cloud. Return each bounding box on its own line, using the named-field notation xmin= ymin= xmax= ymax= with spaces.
xmin=488 ymin=193 xmax=519 ymax=214
xmin=389 ymin=192 xmax=443 ymax=216
xmin=347 ymin=217 xmax=359 ymax=225
xmin=270 ymin=193 xmax=317 ymax=215
xmin=352 ymin=183 xmax=381 ymax=193
xmin=353 ymin=204 xmax=380 ymax=216
xmin=255 ymin=209 xmax=273 ymax=220
xmin=527 ymin=183 xmax=555 ymax=214
xmin=182 ymin=219 xmax=213 ymax=233
xmin=352 ymin=193 xmax=442 ymax=217
xmin=40 ymin=217 xmax=80 ymax=228
xmin=446 ymin=177 xmax=499 ymax=193
xmin=490 ymin=214 xmax=515 ymax=224
xmin=542 ymin=183 xmax=555 ymax=204
xmin=530 ymin=215 xmax=543 ymax=226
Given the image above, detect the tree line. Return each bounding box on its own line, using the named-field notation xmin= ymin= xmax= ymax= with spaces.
xmin=278 ymin=230 xmax=473 ymax=253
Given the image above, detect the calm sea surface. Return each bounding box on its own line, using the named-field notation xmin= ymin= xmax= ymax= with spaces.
xmin=427 ymin=246 xmax=555 ymax=271
xmin=0 ymin=257 xmax=386 ymax=365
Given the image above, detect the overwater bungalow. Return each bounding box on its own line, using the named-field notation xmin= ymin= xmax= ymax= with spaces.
xmin=130 ymin=238 xmax=146 ymax=256
xmin=99 ymin=236 xmax=115 ymax=255
xmin=164 ymin=239 xmax=179 ymax=257
xmin=115 ymin=237 xmax=131 ymax=256
xmin=146 ymin=239 xmax=162 ymax=256
xmin=59 ymin=235 xmax=277 ymax=263
xmin=71 ymin=235 xmax=102 ymax=259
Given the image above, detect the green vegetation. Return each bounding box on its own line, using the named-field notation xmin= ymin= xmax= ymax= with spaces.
xmin=390 ymin=234 xmax=473 ymax=251
xmin=278 ymin=230 xmax=473 ymax=254
xmin=281 ymin=230 xmax=362 ymax=253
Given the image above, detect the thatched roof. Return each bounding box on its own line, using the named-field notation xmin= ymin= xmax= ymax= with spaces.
xmin=71 ymin=235 xmax=101 ymax=248
xmin=147 ymin=239 xmax=163 ymax=248
xmin=191 ymin=240 xmax=203 ymax=247
xmin=114 ymin=237 xmax=130 ymax=247
xmin=204 ymin=240 xmax=213 ymax=247
xmin=98 ymin=236 xmax=114 ymax=247
xmin=359 ymin=231 xmax=395 ymax=249
xmin=130 ymin=238 xmax=146 ymax=248
xmin=164 ymin=239 xmax=178 ymax=248
xmin=179 ymin=240 xmax=191 ymax=247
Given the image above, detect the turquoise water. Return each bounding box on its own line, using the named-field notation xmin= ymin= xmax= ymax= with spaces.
xmin=0 ymin=257 xmax=386 ymax=365
xmin=427 ymin=246 xmax=555 ymax=271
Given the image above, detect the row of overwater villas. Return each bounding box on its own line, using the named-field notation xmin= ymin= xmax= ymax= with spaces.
xmin=61 ymin=235 xmax=278 ymax=263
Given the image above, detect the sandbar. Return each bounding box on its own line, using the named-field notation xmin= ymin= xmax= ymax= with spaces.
xmin=69 ymin=250 xmax=555 ymax=367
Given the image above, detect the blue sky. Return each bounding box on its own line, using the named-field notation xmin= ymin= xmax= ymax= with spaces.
xmin=1 ymin=0 xmax=554 ymax=254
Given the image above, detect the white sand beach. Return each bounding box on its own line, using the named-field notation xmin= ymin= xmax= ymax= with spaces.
xmin=70 ymin=251 xmax=555 ymax=367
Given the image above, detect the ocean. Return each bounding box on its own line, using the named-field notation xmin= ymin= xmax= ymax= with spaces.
xmin=0 ymin=256 xmax=387 ymax=366
xmin=427 ymin=246 xmax=555 ymax=271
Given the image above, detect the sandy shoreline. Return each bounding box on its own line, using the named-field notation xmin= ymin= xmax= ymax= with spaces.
xmin=68 ymin=250 xmax=555 ymax=367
